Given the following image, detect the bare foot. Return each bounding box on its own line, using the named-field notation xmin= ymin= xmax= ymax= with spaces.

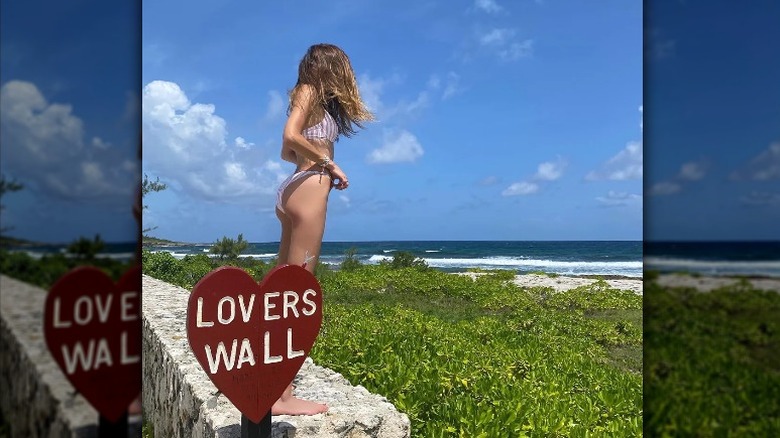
xmin=271 ymin=396 xmax=328 ymax=416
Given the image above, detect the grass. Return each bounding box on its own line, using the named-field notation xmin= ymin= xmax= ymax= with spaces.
xmin=526 ymin=270 xmax=561 ymax=278
xmin=313 ymin=267 xmax=642 ymax=436
xmin=644 ymin=277 xmax=780 ymax=436
xmin=2 ymin=250 xmax=642 ymax=436
xmin=0 ymin=248 xmax=133 ymax=288
xmin=140 ymin=252 xmax=642 ymax=436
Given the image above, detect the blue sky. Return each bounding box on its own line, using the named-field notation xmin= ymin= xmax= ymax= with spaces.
xmin=0 ymin=0 xmax=139 ymax=243
xmin=142 ymin=0 xmax=643 ymax=243
xmin=644 ymin=0 xmax=780 ymax=241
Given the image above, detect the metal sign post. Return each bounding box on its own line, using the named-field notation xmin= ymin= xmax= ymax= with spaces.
xmin=99 ymin=412 xmax=129 ymax=436
xmin=187 ymin=264 xmax=324 ymax=438
xmin=241 ymin=412 xmax=271 ymax=438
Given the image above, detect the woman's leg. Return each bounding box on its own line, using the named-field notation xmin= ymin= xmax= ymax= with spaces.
xmin=279 ymin=174 xmax=329 ymax=269
xmin=275 ymin=206 xmax=292 ymax=266
xmin=271 ymin=174 xmax=330 ymax=416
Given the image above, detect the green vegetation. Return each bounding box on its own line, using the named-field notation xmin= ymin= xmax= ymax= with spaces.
xmin=66 ymin=234 xmax=106 ymax=261
xmin=340 ymin=247 xmax=362 ymax=271
xmin=645 ymin=278 xmax=780 ymax=436
xmin=528 ymin=270 xmax=560 ymax=278
xmin=381 ymin=250 xmax=428 ymax=269
xmin=141 ymin=235 xmax=185 ymax=246
xmin=0 ymin=245 xmax=133 ymax=289
xmin=141 ymin=173 xmax=167 ymax=236
xmin=0 ymin=174 xmax=24 ymax=235
xmin=143 ymin=250 xmax=642 ymax=436
xmin=209 ymin=233 xmax=249 ymax=261
xmin=0 ymin=235 xmax=43 ymax=247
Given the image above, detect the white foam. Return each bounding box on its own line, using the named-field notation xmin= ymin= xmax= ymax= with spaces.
xmin=366 ymin=255 xmax=642 ymax=276
xmin=645 ymin=256 xmax=780 ymax=277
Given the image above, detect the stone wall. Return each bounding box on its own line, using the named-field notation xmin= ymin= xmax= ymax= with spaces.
xmin=142 ymin=274 xmax=410 ymax=438
xmin=0 ymin=273 xmax=409 ymax=437
xmin=0 ymin=275 xmax=141 ymax=437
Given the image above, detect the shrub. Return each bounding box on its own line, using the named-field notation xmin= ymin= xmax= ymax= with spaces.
xmin=209 ymin=233 xmax=249 ymax=261
xmin=340 ymin=247 xmax=362 ymax=271
xmin=384 ymin=251 xmax=428 ymax=269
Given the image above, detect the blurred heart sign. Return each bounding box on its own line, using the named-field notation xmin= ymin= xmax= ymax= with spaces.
xmin=44 ymin=265 xmax=142 ymax=422
xmin=186 ymin=264 xmax=323 ymax=422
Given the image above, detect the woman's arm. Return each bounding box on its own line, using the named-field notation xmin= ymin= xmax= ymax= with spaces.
xmin=282 ymin=84 xmax=349 ymax=189
xmin=282 ymin=84 xmax=333 ymax=164
xmin=280 ymin=145 xmax=297 ymax=163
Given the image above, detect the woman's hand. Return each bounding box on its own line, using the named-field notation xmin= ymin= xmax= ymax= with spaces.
xmin=326 ymin=162 xmax=349 ymax=190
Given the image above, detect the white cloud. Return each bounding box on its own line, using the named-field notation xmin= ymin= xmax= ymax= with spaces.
xmin=586 ymin=106 xmax=643 ymax=181
xmin=503 ymin=156 xmax=566 ymax=196
xmin=646 ymin=160 xmax=708 ymax=196
xmin=234 ymin=137 xmax=253 ymax=149
xmin=426 ymin=72 xmax=462 ymax=100
xmin=339 ymin=194 xmax=351 ymax=208
xmin=442 ymin=72 xmax=462 ymax=100
xmin=502 ymin=181 xmax=538 ymax=196
xmin=123 ymin=91 xmax=139 ymax=122
xmin=358 ymin=73 xmax=388 ymax=115
xmin=596 ymin=190 xmax=642 ymax=207
xmin=358 ymin=71 xmax=454 ymax=121
xmin=477 ymin=28 xmax=533 ymax=61
xmin=678 ymin=161 xmax=707 ymax=181
xmin=92 ymin=137 xmax=111 ymax=149
xmin=398 ymin=91 xmax=430 ymax=114
xmin=648 ymin=182 xmax=681 ymax=196
xmin=143 ymin=43 xmax=168 ymax=67
xmin=480 ymin=28 xmax=515 ymax=46
xmin=534 ymin=158 xmax=566 ymax=181
xmin=730 ymin=142 xmax=780 ymax=181
xmin=0 ymin=80 xmax=135 ymax=200
xmin=474 ymin=0 xmax=502 ymax=14
xmin=740 ymin=191 xmax=780 ymax=206
xmin=367 ymin=129 xmax=424 ymax=164
xmin=427 ymin=75 xmax=441 ymax=89
xmin=479 ymin=175 xmax=499 ymax=186
xmin=264 ymin=90 xmax=286 ymax=121
xmin=586 ymin=140 xmax=642 ymax=181
xmin=142 ymin=80 xmax=287 ymax=202
xmin=499 ymin=40 xmax=534 ymax=61
xmin=637 ymin=105 xmax=646 ymax=133
xmin=648 ymin=30 xmax=676 ymax=60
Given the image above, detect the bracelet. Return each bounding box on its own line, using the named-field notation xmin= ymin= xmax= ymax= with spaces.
xmin=319 ymin=157 xmax=331 ymax=168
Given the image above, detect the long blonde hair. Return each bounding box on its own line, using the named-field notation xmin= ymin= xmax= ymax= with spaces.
xmin=288 ymin=44 xmax=374 ymax=138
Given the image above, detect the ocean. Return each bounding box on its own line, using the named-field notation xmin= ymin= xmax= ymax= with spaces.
xmin=5 ymin=242 xmax=138 ymax=262
xmin=146 ymin=240 xmax=643 ymax=278
xmin=644 ymin=241 xmax=780 ymax=278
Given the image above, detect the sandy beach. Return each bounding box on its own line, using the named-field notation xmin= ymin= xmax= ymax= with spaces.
xmin=655 ymin=273 xmax=780 ymax=292
xmin=512 ymin=274 xmax=643 ymax=294
xmin=501 ymin=273 xmax=780 ymax=296
xmin=458 ymin=273 xmax=644 ymax=294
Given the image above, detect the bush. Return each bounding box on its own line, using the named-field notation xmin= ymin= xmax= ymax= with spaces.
xmin=312 ymin=265 xmax=642 ymax=436
xmin=143 ymin=255 xmax=644 ymax=436
xmin=340 ymin=247 xmax=362 ymax=271
xmin=1 ymin=248 xmax=132 ymax=289
xmin=209 ymin=233 xmax=249 ymax=261
xmin=383 ymin=251 xmax=428 ymax=269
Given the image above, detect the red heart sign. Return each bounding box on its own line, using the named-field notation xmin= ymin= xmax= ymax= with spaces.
xmin=44 ymin=265 xmax=142 ymax=422
xmin=187 ymin=264 xmax=323 ymax=422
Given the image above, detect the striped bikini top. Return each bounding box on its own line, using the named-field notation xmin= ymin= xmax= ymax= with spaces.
xmin=302 ymin=110 xmax=339 ymax=143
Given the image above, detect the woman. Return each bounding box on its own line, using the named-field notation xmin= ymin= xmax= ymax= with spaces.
xmin=272 ymin=43 xmax=374 ymax=415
